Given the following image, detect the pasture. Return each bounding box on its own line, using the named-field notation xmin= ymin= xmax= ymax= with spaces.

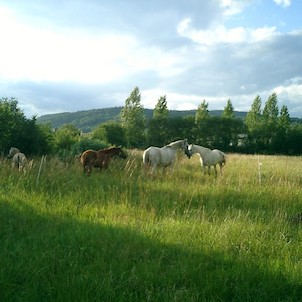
xmin=0 ymin=151 xmax=301 ymax=301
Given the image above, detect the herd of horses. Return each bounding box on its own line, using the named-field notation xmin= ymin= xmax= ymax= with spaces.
xmin=6 ymin=140 xmax=226 ymax=176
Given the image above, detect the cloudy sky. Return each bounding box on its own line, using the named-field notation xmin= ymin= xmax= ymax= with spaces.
xmin=0 ymin=0 xmax=302 ymax=118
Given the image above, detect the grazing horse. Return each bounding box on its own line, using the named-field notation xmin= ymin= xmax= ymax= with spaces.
xmin=187 ymin=144 xmax=226 ymax=176
xmin=80 ymin=146 xmax=127 ymax=175
xmin=7 ymin=147 xmax=28 ymax=173
xmin=143 ymin=139 xmax=189 ymax=174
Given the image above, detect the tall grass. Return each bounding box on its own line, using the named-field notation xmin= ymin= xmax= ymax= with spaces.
xmin=0 ymin=152 xmax=301 ymax=301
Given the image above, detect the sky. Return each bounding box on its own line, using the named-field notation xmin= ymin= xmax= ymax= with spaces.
xmin=0 ymin=0 xmax=302 ymax=118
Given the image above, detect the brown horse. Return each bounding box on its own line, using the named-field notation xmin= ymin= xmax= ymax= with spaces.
xmin=80 ymin=146 xmax=127 ymax=175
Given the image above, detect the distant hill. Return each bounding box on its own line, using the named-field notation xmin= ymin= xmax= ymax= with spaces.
xmin=37 ymin=106 xmax=249 ymax=132
xmin=37 ymin=107 xmax=247 ymax=132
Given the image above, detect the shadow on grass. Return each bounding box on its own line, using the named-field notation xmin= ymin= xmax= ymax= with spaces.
xmin=0 ymin=200 xmax=301 ymax=302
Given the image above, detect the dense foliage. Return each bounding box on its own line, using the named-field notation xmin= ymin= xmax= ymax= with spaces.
xmin=1 ymin=91 xmax=302 ymax=157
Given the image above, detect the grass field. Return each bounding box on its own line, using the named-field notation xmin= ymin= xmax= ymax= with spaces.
xmin=0 ymin=151 xmax=301 ymax=301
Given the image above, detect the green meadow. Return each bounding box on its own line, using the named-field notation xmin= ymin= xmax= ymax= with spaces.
xmin=0 ymin=152 xmax=301 ymax=301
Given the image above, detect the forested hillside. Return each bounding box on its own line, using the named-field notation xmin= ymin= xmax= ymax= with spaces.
xmin=37 ymin=106 xmax=247 ymax=132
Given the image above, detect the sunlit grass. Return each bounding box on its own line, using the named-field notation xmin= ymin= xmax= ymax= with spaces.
xmin=0 ymin=152 xmax=301 ymax=301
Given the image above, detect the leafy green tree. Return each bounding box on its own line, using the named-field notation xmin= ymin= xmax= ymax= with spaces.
xmin=92 ymin=121 xmax=126 ymax=146
xmin=263 ymin=92 xmax=279 ymax=126
xmin=0 ymin=97 xmax=53 ymax=155
xmin=147 ymin=95 xmax=169 ymax=146
xmin=195 ymin=100 xmax=209 ymax=124
xmin=287 ymin=123 xmax=302 ymax=155
xmin=194 ymin=100 xmax=210 ymax=146
xmin=153 ymin=95 xmax=169 ymax=120
xmin=222 ymin=99 xmax=235 ymax=119
xmin=245 ymin=95 xmax=263 ymax=152
xmin=220 ymin=99 xmax=242 ymax=149
xmin=71 ymin=137 xmax=108 ymax=156
xmin=35 ymin=123 xmax=55 ymax=155
xmin=273 ymin=105 xmax=291 ymax=154
xmin=165 ymin=116 xmax=195 ymax=144
xmin=262 ymin=92 xmax=279 ymax=153
xmin=0 ymin=97 xmax=25 ymax=152
xmin=120 ymin=87 xmax=146 ymax=148
xmin=245 ymin=95 xmax=262 ymax=133
xmin=279 ymin=105 xmax=290 ymax=130
xmin=54 ymin=124 xmax=80 ymax=151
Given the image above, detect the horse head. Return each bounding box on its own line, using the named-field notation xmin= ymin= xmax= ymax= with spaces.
xmin=7 ymin=147 xmax=20 ymax=158
xmin=182 ymin=139 xmax=192 ymax=158
xmin=117 ymin=147 xmax=128 ymax=159
xmin=185 ymin=144 xmax=193 ymax=159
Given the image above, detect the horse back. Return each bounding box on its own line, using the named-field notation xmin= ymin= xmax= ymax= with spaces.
xmin=81 ymin=150 xmax=97 ymax=165
xmin=12 ymin=153 xmax=27 ymax=171
xmin=143 ymin=147 xmax=162 ymax=165
xmin=212 ymin=149 xmax=226 ymax=164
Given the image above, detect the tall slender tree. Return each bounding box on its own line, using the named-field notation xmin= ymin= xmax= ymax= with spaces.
xmin=279 ymin=105 xmax=290 ymax=130
xmin=274 ymin=104 xmax=291 ymax=153
xmin=263 ymin=92 xmax=279 ymax=125
xmin=222 ymin=99 xmax=235 ymax=119
xmin=245 ymin=95 xmax=264 ymax=153
xmin=120 ymin=87 xmax=146 ymax=148
xmin=262 ymin=92 xmax=279 ymax=153
xmin=194 ymin=100 xmax=210 ymax=146
xmin=153 ymin=95 xmax=168 ymax=120
xmin=245 ymin=95 xmax=262 ymax=132
xmin=195 ymin=99 xmax=209 ymax=124
xmin=148 ymin=95 xmax=169 ymax=146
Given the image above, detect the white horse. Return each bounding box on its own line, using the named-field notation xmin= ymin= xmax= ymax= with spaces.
xmin=187 ymin=144 xmax=226 ymax=176
xmin=143 ymin=139 xmax=189 ymax=174
xmin=7 ymin=147 xmax=28 ymax=173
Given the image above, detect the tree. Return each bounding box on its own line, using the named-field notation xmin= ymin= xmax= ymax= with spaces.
xmin=274 ymin=105 xmax=291 ymax=154
xmin=147 ymin=95 xmax=169 ymax=146
xmin=194 ymin=100 xmax=210 ymax=146
xmin=245 ymin=95 xmax=264 ymax=153
xmin=263 ymin=92 xmax=279 ymax=126
xmin=195 ymin=100 xmax=209 ymax=124
xmin=220 ymin=99 xmax=241 ymax=149
xmin=0 ymin=97 xmax=53 ymax=155
xmin=0 ymin=97 xmax=25 ymax=152
xmin=92 ymin=121 xmax=126 ymax=146
xmin=153 ymin=95 xmax=169 ymax=120
xmin=54 ymin=124 xmax=80 ymax=151
xmin=120 ymin=87 xmax=146 ymax=148
xmin=222 ymin=99 xmax=235 ymax=119
xmin=245 ymin=95 xmax=262 ymax=132
xmin=262 ymin=92 xmax=279 ymax=153
xmin=279 ymin=105 xmax=290 ymax=130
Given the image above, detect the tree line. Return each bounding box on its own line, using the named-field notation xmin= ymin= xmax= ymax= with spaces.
xmin=1 ymin=89 xmax=302 ymax=159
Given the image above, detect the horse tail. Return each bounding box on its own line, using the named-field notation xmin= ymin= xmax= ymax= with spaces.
xmin=221 ymin=152 xmax=226 ymax=166
xmin=81 ymin=150 xmax=97 ymax=175
xmin=143 ymin=149 xmax=150 ymax=165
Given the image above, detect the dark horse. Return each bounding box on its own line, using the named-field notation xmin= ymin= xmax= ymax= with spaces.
xmin=80 ymin=146 xmax=127 ymax=175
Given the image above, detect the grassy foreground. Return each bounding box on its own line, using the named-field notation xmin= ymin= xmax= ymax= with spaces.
xmin=0 ymin=152 xmax=301 ymax=301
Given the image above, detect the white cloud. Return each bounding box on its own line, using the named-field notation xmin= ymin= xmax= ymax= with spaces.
xmin=273 ymin=0 xmax=291 ymax=8
xmin=177 ymin=18 xmax=278 ymax=45
xmin=219 ymin=0 xmax=249 ymax=17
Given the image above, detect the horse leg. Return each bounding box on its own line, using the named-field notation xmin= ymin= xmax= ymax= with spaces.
xmin=151 ymin=163 xmax=157 ymax=175
xmin=219 ymin=163 xmax=223 ymax=176
xmin=205 ymin=165 xmax=208 ymax=175
xmin=213 ymin=164 xmax=217 ymax=176
xmin=84 ymin=163 xmax=92 ymax=176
